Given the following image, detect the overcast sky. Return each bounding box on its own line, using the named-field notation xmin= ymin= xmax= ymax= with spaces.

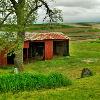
xmin=37 ymin=0 xmax=100 ymax=23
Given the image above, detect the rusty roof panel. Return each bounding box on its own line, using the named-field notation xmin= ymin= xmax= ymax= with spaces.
xmin=25 ymin=32 xmax=69 ymax=41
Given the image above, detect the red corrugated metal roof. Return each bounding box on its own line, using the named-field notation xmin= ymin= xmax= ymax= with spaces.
xmin=25 ymin=32 xmax=69 ymax=41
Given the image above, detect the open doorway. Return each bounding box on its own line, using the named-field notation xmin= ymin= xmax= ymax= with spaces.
xmin=53 ymin=41 xmax=68 ymax=56
xmin=23 ymin=42 xmax=45 ymax=61
xmin=29 ymin=42 xmax=45 ymax=60
xmin=7 ymin=52 xmax=15 ymax=65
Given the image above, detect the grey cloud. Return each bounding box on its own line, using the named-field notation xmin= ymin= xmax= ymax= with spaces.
xmin=61 ymin=7 xmax=100 ymax=22
xmin=37 ymin=0 xmax=100 ymax=23
xmin=54 ymin=0 xmax=100 ymax=9
xmin=56 ymin=6 xmax=88 ymax=16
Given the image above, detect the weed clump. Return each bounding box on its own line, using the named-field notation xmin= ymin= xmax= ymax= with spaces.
xmin=0 ymin=73 xmax=71 ymax=92
xmin=47 ymin=73 xmax=71 ymax=88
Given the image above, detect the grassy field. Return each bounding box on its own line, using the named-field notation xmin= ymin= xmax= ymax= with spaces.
xmin=0 ymin=75 xmax=100 ymax=100
xmin=0 ymin=24 xmax=100 ymax=100
xmin=22 ymin=40 xmax=100 ymax=78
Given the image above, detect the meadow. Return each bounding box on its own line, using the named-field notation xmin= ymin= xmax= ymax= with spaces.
xmin=0 ymin=23 xmax=100 ymax=100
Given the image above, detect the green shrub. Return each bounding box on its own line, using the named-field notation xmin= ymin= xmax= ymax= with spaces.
xmin=47 ymin=73 xmax=71 ymax=88
xmin=0 ymin=73 xmax=71 ymax=92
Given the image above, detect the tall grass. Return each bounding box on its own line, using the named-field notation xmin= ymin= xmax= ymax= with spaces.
xmin=0 ymin=73 xmax=71 ymax=93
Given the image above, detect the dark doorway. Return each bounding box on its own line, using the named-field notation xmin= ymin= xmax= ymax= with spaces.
xmin=23 ymin=48 xmax=28 ymax=61
xmin=7 ymin=52 xmax=15 ymax=65
xmin=53 ymin=41 xmax=68 ymax=56
xmin=23 ymin=42 xmax=45 ymax=61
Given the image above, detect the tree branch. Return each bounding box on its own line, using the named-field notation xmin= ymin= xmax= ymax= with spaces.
xmin=0 ymin=9 xmax=15 ymax=13
xmin=0 ymin=11 xmax=13 ymax=27
xmin=24 ymin=1 xmax=42 ymax=26
xmin=18 ymin=0 xmax=25 ymax=8
xmin=10 ymin=0 xmax=17 ymax=10
xmin=39 ymin=0 xmax=54 ymax=22
xmin=39 ymin=0 xmax=50 ymax=11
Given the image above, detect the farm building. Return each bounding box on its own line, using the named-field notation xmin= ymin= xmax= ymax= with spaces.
xmin=0 ymin=32 xmax=69 ymax=66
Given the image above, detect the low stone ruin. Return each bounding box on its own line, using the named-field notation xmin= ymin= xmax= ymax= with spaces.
xmin=81 ymin=68 xmax=93 ymax=78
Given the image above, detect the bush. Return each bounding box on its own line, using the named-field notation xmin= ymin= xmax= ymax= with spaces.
xmin=47 ymin=73 xmax=71 ymax=88
xmin=0 ymin=73 xmax=71 ymax=92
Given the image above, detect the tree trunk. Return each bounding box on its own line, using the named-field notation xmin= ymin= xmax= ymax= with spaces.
xmin=14 ymin=2 xmax=25 ymax=71
xmin=14 ymin=26 xmax=25 ymax=71
xmin=14 ymin=32 xmax=24 ymax=71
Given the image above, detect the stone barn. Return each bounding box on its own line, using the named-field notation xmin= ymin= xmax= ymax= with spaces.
xmin=0 ymin=32 xmax=69 ymax=66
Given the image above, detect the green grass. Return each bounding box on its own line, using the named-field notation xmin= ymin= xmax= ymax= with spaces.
xmin=0 ymin=24 xmax=75 ymax=32
xmin=0 ymin=39 xmax=99 ymax=100
xmin=0 ymin=73 xmax=71 ymax=93
xmin=0 ymin=39 xmax=100 ymax=78
xmin=0 ymin=74 xmax=100 ymax=100
xmin=22 ymin=40 xmax=100 ymax=80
